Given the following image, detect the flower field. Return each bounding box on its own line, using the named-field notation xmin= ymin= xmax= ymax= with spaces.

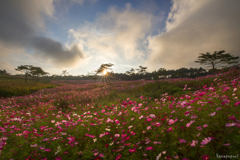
xmin=0 ymin=67 xmax=240 ymax=160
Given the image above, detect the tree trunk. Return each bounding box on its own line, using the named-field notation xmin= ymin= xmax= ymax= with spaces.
xmin=25 ymin=73 xmax=27 ymax=83
xmin=212 ymin=62 xmax=215 ymax=70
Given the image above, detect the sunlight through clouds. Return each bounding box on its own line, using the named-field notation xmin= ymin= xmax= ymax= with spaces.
xmin=68 ymin=3 xmax=154 ymax=63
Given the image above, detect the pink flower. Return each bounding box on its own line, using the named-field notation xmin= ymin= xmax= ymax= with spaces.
xmin=43 ymin=138 xmax=49 ymax=141
xmin=226 ymin=123 xmax=236 ymax=127
xmin=116 ymin=154 xmax=121 ymax=160
xmin=115 ymin=134 xmax=120 ymax=137
xmin=130 ymin=131 xmax=135 ymax=135
xmin=146 ymin=146 xmax=153 ymax=150
xmin=209 ymin=112 xmax=216 ymax=116
xmin=166 ymin=127 xmax=173 ymax=132
xmin=99 ymin=153 xmax=104 ymax=158
xmin=147 ymin=126 xmax=152 ymax=130
xmin=30 ymin=144 xmax=38 ymax=147
xmin=129 ymin=148 xmax=136 ymax=153
xmin=121 ymin=134 xmax=127 ymax=138
xmin=201 ymin=137 xmax=211 ymax=145
xmin=147 ymin=118 xmax=152 ymax=122
xmin=45 ymin=149 xmax=51 ymax=152
xmin=203 ymin=124 xmax=208 ymax=128
xmin=196 ymin=126 xmax=202 ymax=131
xmin=179 ymin=139 xmax=186 ymax=143
xmin=202 ymin=155 xmax=209 ymax=160
xmin=235 ymin=102 xmax=240 ymax=106
xmin=115 ymin=120 xmax=120 ymax=124
xmin=223 ymin=143 xmax=230 ymax=146
xmin=190 ymin=140 xmax=198 ymax=147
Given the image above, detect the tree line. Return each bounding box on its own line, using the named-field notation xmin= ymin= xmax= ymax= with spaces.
xmin=1 ymin=50 xmax=239 ymax=83
xmin=15 ymin=65 xmax=49 ymax=82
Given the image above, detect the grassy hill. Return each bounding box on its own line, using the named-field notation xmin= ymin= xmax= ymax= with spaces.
xmin=0 ymin=67 xmax=239 ymax=160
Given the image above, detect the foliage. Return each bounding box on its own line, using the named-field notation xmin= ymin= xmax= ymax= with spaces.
xmin=195 ymin=50 xmax=239 ymax=70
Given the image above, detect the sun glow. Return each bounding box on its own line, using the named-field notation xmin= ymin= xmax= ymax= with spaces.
xmin=103 ymin=69 xmax=108 ymax=75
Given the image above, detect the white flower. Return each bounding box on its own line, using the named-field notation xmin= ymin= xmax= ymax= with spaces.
xmin=128 ymin=125 xmax=133 ymax=129
xmin=162 ymin=151 xmax=166 ymax=154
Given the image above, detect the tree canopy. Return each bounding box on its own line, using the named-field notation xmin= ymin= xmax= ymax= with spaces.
xmin=195 ymin=50 xmax=239 ymax=70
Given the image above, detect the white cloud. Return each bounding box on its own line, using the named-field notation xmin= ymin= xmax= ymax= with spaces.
xmin=68 ymin=3 xmax=154 ymax=63
xmin=145 ymin=0 xmax=240 ymax=71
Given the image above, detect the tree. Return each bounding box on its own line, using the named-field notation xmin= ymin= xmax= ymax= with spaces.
xmin=15 ymin=65 xmax=33 ymax=82
xmin=136 ymin=66 xmax=147 ymax=80
xmin=95 ymin=63 xmax=114 ymax=83
xmin=136 ymin=66 xmax=147 ymax=75
xmin=30 ymin=66 xmax=45 ymax=82
xmin=62 ymin=70 xmax=68 ymax=76
xmin=195 ymin=50 xmax=239 ymax=70
xmin=0 ymin=69 xmax=8 ymax=75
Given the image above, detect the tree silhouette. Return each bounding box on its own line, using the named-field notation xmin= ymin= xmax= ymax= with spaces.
xmin=62 ymin=70 xmax=67 ymax=77
xmin=30 ymin=66 xmax=45 ymax=82
xmin=95 ymin=63 xmax=114 ymax=83
xmin=195 ymin=50 xmax=239 ymax=70
xmin=15 ymin=65 xmax=33 ymax=82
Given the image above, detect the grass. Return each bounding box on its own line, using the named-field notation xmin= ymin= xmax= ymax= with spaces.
xmin=0 ymin=67 xmax=240 ymax=160
xmin=0 ymin=74 xmax=56 ymax=98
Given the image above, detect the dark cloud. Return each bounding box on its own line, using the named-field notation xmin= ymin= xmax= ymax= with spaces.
xmin=0 ymin=0 xmax=85 ymax=67
xmin=33 ymin=37 xmax=84 ymax=67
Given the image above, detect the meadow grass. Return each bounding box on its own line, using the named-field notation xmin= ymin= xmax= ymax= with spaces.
xmin=0 ymin=75 xmax=55 ymax=98
xmin=0 ymin=67 xmax=240 ymax=160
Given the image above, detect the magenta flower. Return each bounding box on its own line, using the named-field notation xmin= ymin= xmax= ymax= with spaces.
xmin=45 ymin=149 xmax=51 ymax=152
xmin=203 ymin=124 xmax=208 ymax=128
xmin=228 ymin=116 xmax=236 ymax=121
xmin=146 ymin=146 xmax=153 ymax=150
xmin=99 ymin=153 xmax=104 ymax=158
xmin=166 ymin=127 xmax=173 ymax=132
xmin=55 ymin=157 xmax=62 ymax=160
xmin=130 ymin=131 xmax=135 ymax=135
xmin=235 ymin=102 xmax=240 ymax=106
xmin=116 ymin=154 xmax=121 ymax=160
xmin=147 ymin=118 xmax=152 ymax=122
xmin=129 ymin=148 xmax=136 ymax=153
xmin=202 ymin=155 xmax=209 ymax=160
xmin=179 ymin=139 xmax=186 ymax=143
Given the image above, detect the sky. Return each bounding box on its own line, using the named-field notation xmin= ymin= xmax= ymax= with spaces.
xmin=0 ymin=0 xmax=240 ymax=76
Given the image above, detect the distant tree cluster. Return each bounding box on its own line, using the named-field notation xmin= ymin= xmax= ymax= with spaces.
xmin=0 ymin=69 xmax=9 ymax=75
xmin=15 ymin=65 xmax=48 ymax=82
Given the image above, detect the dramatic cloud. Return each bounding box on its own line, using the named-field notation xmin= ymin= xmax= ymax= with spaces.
xmin=33 ymin=37 xmax=85 ymax=67
xmin=68 ymin=3 xmax=154 ymax=62
xmin=146 ymin=0 xmax=240 ymax=71
xmin=0 ymin=0 xmax=85 ymax=68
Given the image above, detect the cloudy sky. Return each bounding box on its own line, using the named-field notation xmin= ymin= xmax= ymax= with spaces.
xmin=1 ymin=0 xmax=240 ymax=76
